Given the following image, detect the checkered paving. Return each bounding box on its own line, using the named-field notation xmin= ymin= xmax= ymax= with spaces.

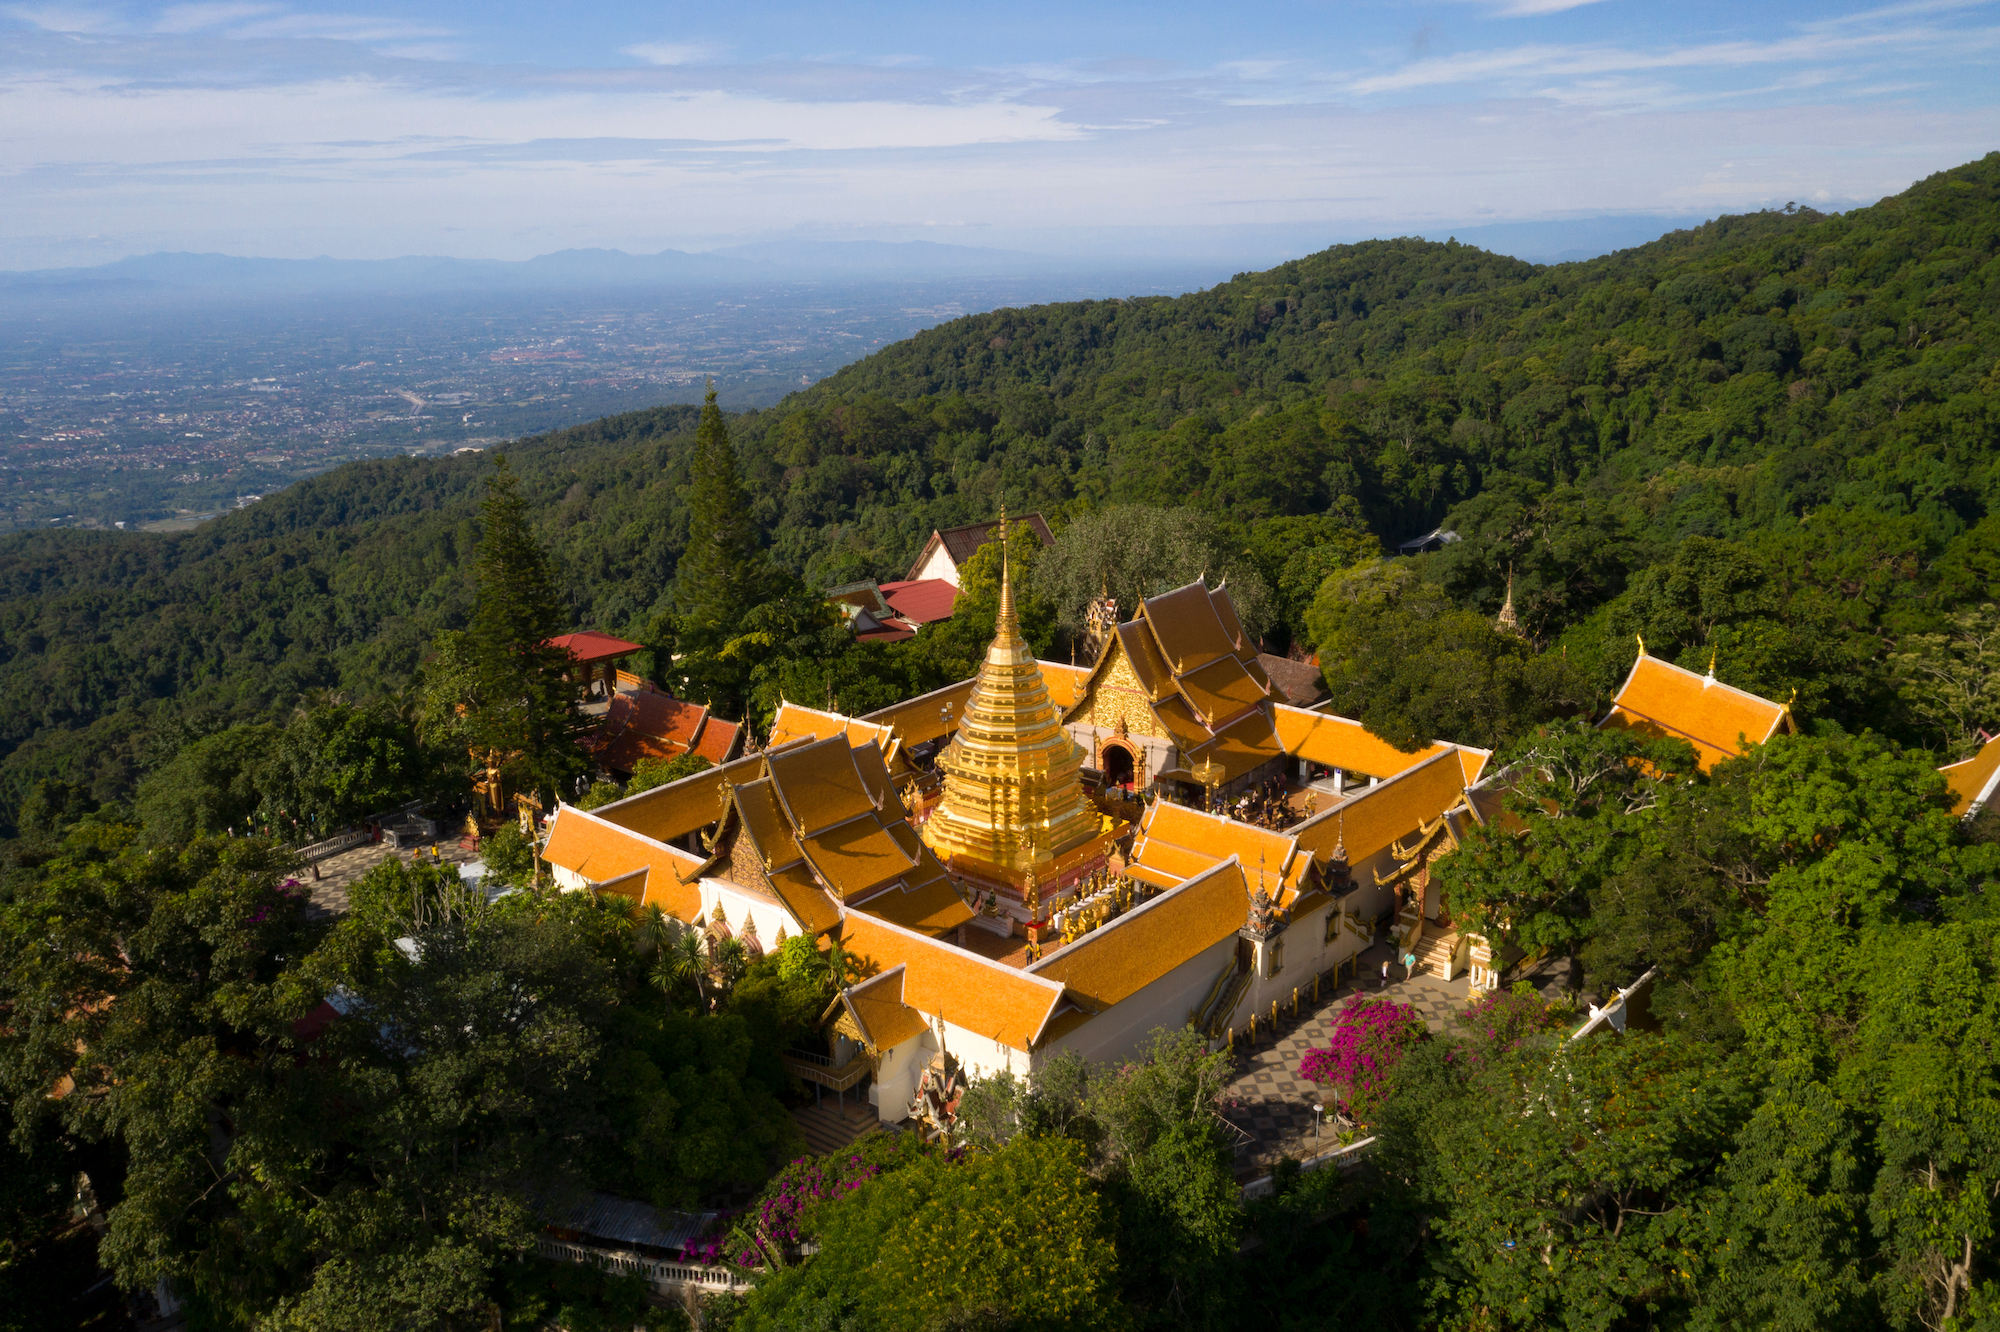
xmin=1216 ymin=943 xmax=1569 ymax=1173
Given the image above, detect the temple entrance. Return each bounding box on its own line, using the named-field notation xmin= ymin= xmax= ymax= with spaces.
xmin=1101 ymin=742 xmax=1135 ymax=789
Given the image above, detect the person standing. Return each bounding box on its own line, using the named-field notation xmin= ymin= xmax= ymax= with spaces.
xmin=1380 ymin=958 xmax=1390 ymax=990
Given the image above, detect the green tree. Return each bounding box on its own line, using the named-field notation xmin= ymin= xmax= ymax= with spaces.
xmin=666 ymin=385 xmax=773 ymax=716
xmin=1307 ymin=560 xmax=1589 ymax=751
xmin=461 ymin=453 xmax=584 ymax=799
xmin=739 ymin=1137 xmax=1120 ymax=1332
xmin=1032 ymin=505 xmax=1272 ymax=642
xmin=130 ymin=722 xmax=279 ymax=844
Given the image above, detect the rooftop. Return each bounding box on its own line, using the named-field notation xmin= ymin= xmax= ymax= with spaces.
xmin=1600 ymin=651 xmax=1793 ymax=771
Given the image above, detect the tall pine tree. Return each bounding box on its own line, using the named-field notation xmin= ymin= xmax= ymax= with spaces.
xmin=664 ymin=386 xmax=770 ymax=715
xmin=464 ymin=453 xmax=582 ymax=801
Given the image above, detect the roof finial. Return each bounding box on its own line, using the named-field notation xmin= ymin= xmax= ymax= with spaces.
xmin=1495 ymin=562 xmax=1521 ymax=636
xmin=1636 ymin=632 xmax=1647 ymax=656
xmin=1706 ymin=647 xmax=1717 ymax=679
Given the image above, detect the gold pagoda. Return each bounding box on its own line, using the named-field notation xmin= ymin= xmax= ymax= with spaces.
xmin=921 ymin=528 xmax=1108 ymax=909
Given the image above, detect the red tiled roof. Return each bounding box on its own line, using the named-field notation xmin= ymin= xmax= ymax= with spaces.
xmin=692 ymin=716 xmax=742 ymax=764
xmin=880 ymin=579 xmax=960 ymax=625
xmin=592 ymin=690 xmax=708 ymax=773
xmin=548 ymin=630 xmax=644 ymax=663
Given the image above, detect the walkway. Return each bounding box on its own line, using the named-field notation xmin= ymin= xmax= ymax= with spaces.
xmin=302 ymin=836 xmax=481 ymax=918
xmin=1216 ymin=943 xmax=1575 ymax=1175
xmin=790 ymin=1101 xmax=883 ymax=1157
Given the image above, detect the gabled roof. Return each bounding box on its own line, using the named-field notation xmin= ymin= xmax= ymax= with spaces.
xmin=590 ymin=690 xmax=710 ymax=773
xmin=691 ymin=716 xmax=743 ymax=764
xmin=1272 ymin=704 xmax=1464 ymax=781
xmin=838 ymin=912 xmax=1067 ymax=1052
xmin=880 ymin=578 xmax=960 ymax=626
xmin=838 ymin=966 xmax=929 ymax=1052
xmin=1037 ymin=661 xmax=1092 ymax=711
xmin=1599 ymin=650 xmax=1794 ymax=771
xmin=1128 ymin=801 xmax=1312 ymax=904
xmin=940 ymin=510 xmax=1064 ymax=568
xmin=769 ymin=702 xmax=903 ymax=769
xmin=1290 ymin=747 xmax=1471 ymax=869
xmin=594 ymin=750 xmax=770 ymax=845
xmin=862 ymin=679 xmax=980 ymax=749
xmin=1027 ymin=859 xmax=1249 ymax=1015
xmin=1258 ymin=654 xmax=1327 ymax=707
xmin=548 ymin=630 xmax=643 ymax=663
xmin=1941 ymin=735 xmax=2000 ymax=819
xmin=541 ymin=806 xmax=705 ymax=921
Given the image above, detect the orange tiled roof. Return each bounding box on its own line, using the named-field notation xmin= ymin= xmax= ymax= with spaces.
xmin=541 ymin=806 xmax=704 ymax=921
xmin=591 ymin=691 xmax=710 ymax=772
xmin=861 ymin=679 xmax=979 ymax=748
xmin=766 ymin=863 xmax=844 ymax=937
xmin=1290 ymin=748 xmax=1471 ymax=868
xmin=770 ymin=702 xmax=903 ymax=766
xmin=767 ymin=737 xmax=883 ymax=837
xmin=1175 ymin=708 xmax=1284 ymax=785
xmin=852 ymin=870 xmax=977 ymax=934
xmin=1141 ymin=582 xmax=1237 ymax=674
xmin=1272 ymin=704 xmax=1456 ymax=780
xmin=1131 ymin=801 xmax=1312 ymax=902
xmin=840 ymin=966 xmax=930 ymax=1051
xmin=1028 ymin=859 xmax=1249 ymax=1013
xmin=1600 ymin=653 xmax=1793 ymax=771
xmin=1941 ymin=735 xmax=2000 ymax=818
xmin=594 ymin=750 xmax=765 ymax=844
xmin=838 ymin=912 xmax=1067 ymax=1052
xmin=1038 ymin=661 xmax=1093 ymax=711
xmin=1174 ymin=653 xmax=1271 ymax=729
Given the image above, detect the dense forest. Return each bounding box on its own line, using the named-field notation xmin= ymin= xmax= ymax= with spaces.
xmin=3 ymin=154 xmax=1998 ymax=823
xmin=3 ymin=154 xmax=2000 ymax=1330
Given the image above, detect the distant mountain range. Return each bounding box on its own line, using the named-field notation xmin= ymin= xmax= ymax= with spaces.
xmin=0 ymin=240 xmax=1114 ymax=296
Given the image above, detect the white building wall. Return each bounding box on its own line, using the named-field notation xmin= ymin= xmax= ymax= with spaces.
xmin=699 ymin=878 xmax=800 ymax=952
xmin=1036 ymin=933 xmax=1239 ymax=1069
xmin=912 ymin=542 xmax=960 ymax=587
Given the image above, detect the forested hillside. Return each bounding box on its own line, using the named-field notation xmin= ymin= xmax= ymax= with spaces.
xmin=3 ymin=153 xmax=1999 ymax=824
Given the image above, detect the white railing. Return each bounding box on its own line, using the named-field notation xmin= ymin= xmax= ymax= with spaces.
xmin=1239 ymin=1135 xmax=1378 ymax=1201
xmin=298 ymin=830 xmax=369 ymax=862
xmin=535 ymin=1237 xmax=750 ymax=1295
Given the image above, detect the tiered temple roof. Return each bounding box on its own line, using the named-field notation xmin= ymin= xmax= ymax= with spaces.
xmin=1598 ymin=647 xmax=1795 ymax=770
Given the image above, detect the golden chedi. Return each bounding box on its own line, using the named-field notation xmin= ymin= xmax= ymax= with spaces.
xmin=921 ymin=545 xmax=1101 ymax=894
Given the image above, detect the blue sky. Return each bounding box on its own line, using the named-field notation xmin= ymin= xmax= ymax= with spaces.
xmin=3 ymin=0 xmax=1998 ymax=267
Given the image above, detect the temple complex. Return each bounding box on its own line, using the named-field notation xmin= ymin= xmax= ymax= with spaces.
xmin=540 ymin=572 xmax=1502 ymax=1123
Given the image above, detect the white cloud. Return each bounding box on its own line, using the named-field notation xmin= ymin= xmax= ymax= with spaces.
xmin=1486 ymin=0 xmax=1617 ymax=15
xmin=152 ymin=3 xmax=276 ymax=34
xmin=3 ymin=3 xmax=115 ymax=32
xmin=625 ymin=41 xmax=726 ymax=67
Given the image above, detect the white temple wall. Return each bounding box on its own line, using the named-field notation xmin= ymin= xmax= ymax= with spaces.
xmin=698 ymin=878 xmax=797 ymax=955
xmin=1036 ymin=933 xmax=1237 ymax=1069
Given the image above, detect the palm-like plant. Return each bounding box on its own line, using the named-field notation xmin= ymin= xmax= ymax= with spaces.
xmin=666 ymin=930 xmax=710 ymax=1008
xmin=816 ymin=938 xmax=855 ymax=992
xmin=714 ymin=936 xmax=749 ymax=993
xmin=630 ymin=903 xmax=677 ymax=958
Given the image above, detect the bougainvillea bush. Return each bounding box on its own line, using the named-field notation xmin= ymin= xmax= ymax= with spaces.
xmin=683 ymin=1131 xmax=935 ymax=1270
xmin=1453 ymin=985 xmax=1573 ymax=1062
xmin=1298 ymin=995 xmax=1425 ymax=1118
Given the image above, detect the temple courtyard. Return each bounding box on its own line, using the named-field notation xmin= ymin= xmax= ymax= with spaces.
xmin=1218 ymin=944 xmax=1572 ymax=1177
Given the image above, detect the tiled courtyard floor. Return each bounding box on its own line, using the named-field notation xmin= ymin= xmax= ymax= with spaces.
xmin=1218 ymin=942 xmax=1573 ymax=1176
xmin=303 ymin=837 xmax=481 ymax=917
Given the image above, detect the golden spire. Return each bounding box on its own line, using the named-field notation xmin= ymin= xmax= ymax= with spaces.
xmin=1636 ymin=632 xmax=1647 ymax=656
xmin=1706 ymin=648 xmax=1718 ymax=679
xmin=920 ymin=505 xmax=1099 ymax=889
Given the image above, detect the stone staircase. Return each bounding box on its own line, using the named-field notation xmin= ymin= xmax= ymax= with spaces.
xmin=1413 ymin=928 xmax=1461 ymax=980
